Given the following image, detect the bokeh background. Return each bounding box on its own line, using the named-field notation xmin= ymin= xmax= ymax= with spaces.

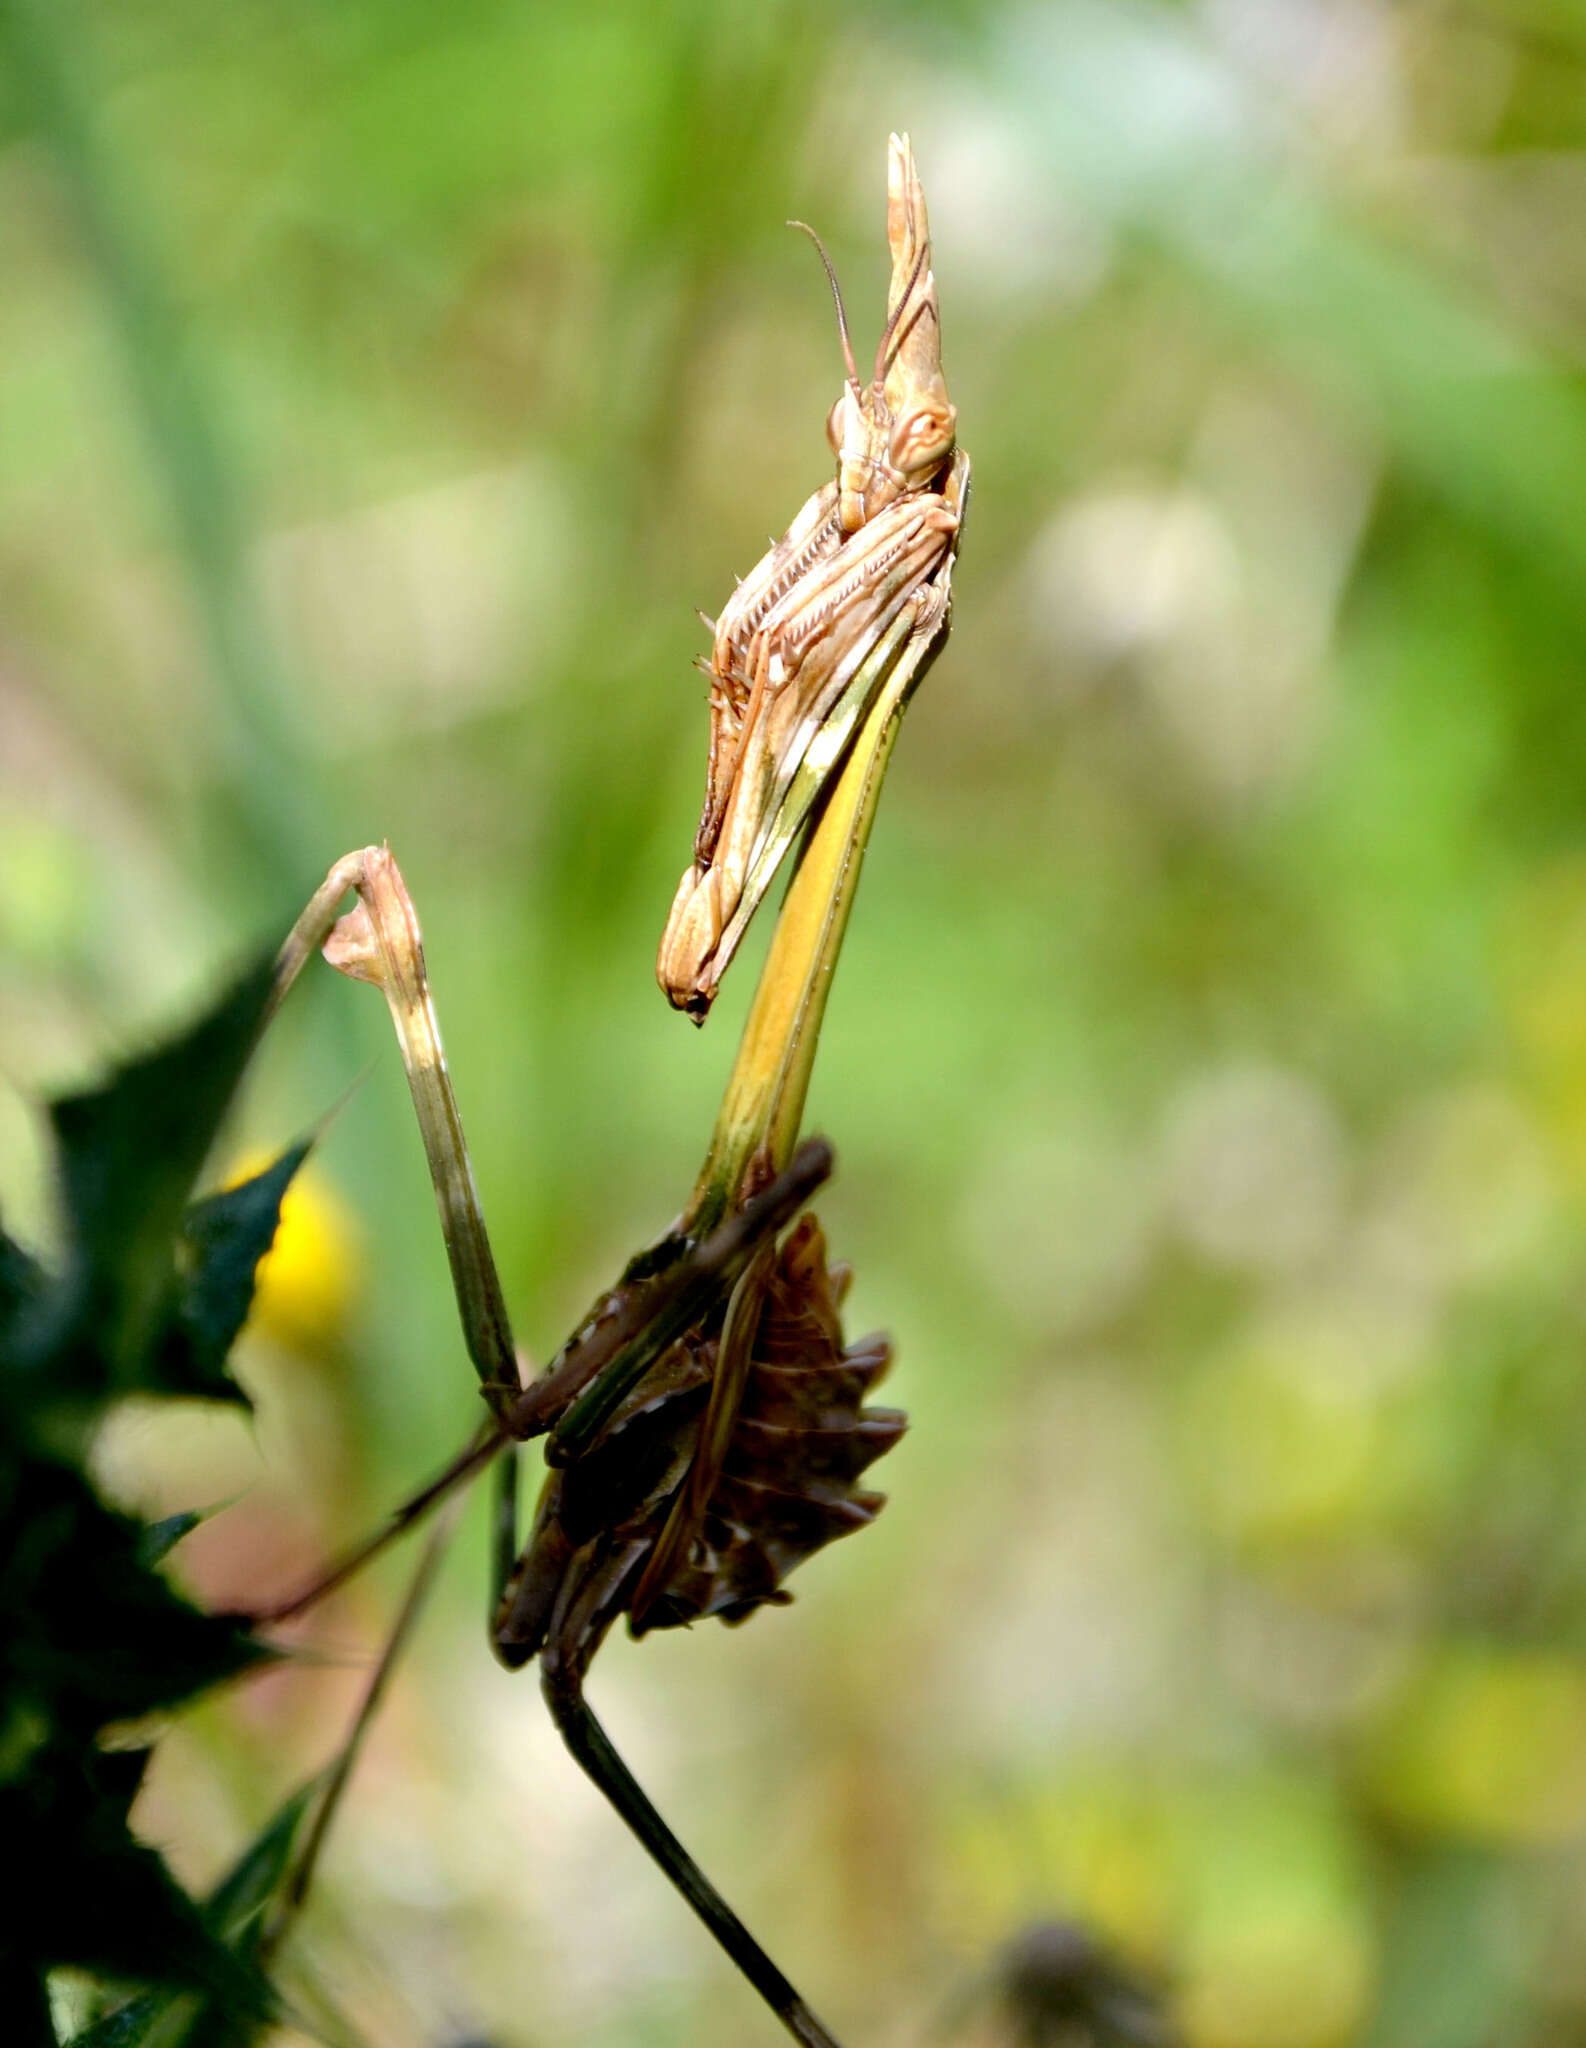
xmin=6 ymin=1 xmax=1586 ymax=2043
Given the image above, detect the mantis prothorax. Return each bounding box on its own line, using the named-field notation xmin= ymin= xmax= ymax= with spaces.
xmin=657 ymin=131 xmax=969 ymax=1021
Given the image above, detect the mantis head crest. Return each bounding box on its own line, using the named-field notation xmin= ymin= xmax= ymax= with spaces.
xmin=812 ymin=133 xmax=957 ymax=534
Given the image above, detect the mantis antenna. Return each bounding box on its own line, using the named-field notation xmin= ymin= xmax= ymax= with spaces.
xmin=788 ymin=218 xmax=862 ymax=391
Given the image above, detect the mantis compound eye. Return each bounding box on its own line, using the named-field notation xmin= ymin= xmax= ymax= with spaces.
xmin=888 ymin=399 xmax=957 ymax=487
xmin=824 ymin=394 xmax=847 ymax=457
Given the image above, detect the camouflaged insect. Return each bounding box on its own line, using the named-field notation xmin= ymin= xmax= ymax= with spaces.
xmin=658 ymin=133 xmax=969 ymax=1021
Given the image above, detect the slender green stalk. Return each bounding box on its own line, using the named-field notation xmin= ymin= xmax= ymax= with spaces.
xmin=261 ymin=1502 xmax=462 ymax=1961
xmin=688 ymin=595 xmax=956 ymax=1231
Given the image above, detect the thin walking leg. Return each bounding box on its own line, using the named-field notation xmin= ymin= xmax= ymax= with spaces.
xmin=541 ymin=1656 xmax=846 ymax=2048
xmin=261 ymin=1499 xmax=463 ymax=1961
xmin=249 ymin=1420 xmax=504 ymax=1627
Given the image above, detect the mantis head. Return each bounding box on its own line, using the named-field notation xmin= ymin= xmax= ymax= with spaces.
xmin=796 ymin=132 xmax=957 ymax=536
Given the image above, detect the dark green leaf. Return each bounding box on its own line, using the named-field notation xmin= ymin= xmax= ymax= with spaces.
xmin=169 ymin=1788 xmax=322 ymax=2048
xmin=0 ymin=1741 xmax=270 ymax=2015
xmin=59 ymin=1787 xmax=316 ymax=2048
xmin=0 ymin=1458 xmax=272 ymax=2024
xmin=94 ymin=1745 xmax=155 ymax=1819
xmin=21 ymin=959 xmax=276 ymax=1399
xmin=0 ymin=1458 xmax=269 ymax=1733
xmin=63 ymin=1989 xmax=178 ymax=2048
xmin=136 ymin=1514 xmax=203 ymax=1570
xmin=203 ymin=1781 xmax=316 ymax=1946
xmin=153 ymin=1142 xmax=312 ymax=1405
xmin=0 ymin=1960 xmax=53 ymax=2047
xmin=0 ymin=1225 xmax=51 ymax=1369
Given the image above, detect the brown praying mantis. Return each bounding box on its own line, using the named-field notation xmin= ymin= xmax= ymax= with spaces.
xmin=254 ymin=133 xmax=966 ymax=2048
xmin=658 ymin=132 xmax=968 ymax=1020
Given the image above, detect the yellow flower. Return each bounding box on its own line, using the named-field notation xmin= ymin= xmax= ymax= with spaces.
xmin=226 ymin=1152 xmax=362 ymax=1352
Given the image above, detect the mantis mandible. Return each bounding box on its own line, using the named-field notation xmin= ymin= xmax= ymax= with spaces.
xmin=658 ymin=131 xmax=968 ymax=1020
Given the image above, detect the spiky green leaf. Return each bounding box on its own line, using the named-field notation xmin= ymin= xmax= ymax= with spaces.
xmin=154 ymin=1142 xmax=312 ymax=1405
xmin=23 ymin=960 xmax=275 ymax=1400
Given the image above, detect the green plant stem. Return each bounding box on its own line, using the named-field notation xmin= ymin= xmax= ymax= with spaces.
xmin=688 ymin=601 xmax=954 ymax=1232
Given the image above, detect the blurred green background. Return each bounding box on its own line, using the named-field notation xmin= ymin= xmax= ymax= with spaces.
xmin=6 ymin=0 xmax=1586 ymax=2043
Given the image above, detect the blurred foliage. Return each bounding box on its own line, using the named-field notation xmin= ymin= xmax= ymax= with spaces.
xmin=959 ymin=1920 xmax=1179 ymax=2045
xmin=0 ymin=960 xmax=314 ymax=2041
xmin=7 ymin=0 xmax=1586 ymax=2044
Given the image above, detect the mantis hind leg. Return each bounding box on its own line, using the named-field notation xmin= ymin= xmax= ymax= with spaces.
xmin=538 ymin=1556 xmax=847 ymax=2048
